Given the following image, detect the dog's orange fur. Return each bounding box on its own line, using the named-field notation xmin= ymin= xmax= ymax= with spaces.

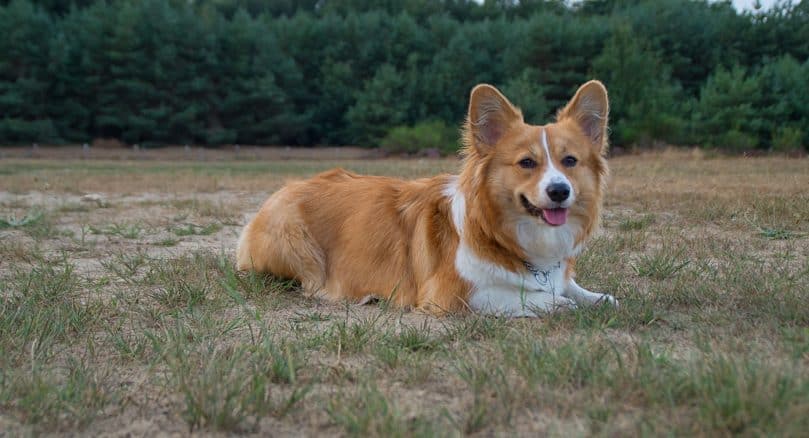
xmin=237 ymin=169 xmax=468 ymax=313
xmin=237 ymin=81 xmax=609 ymax=315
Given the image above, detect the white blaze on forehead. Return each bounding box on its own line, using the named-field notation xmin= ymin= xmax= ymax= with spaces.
xmin=538 ymin=127 xmax=574 ymax=206
xmin=540 ymin=128 xmax=565 ymax=182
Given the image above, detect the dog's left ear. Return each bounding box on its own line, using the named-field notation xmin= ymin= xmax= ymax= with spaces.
xmin=558 ymin=80 xmax=609 ymax=153
xmin=466 ymin=84 xmax=523 ymax=154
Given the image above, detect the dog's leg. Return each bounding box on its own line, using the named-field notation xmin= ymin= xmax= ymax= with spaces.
xmin=470 ymin=288 xmax=576 ymax=317
xmin=562 ymin=279 xmax=618 ymax=307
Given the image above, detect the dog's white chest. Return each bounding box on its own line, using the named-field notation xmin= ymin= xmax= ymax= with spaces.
xmin=523 ymin=261 xmax=565 ymax=294
xmin=454 ymin=242 xmax=565 ymax=294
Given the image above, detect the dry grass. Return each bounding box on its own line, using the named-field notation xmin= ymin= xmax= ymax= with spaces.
xmin=1 ymin=150 xmax=807 ymax=436
xmin=0 ymin=159 xmax=458 ymax=194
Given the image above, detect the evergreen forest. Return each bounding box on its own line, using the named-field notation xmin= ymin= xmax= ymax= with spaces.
xmin=1 ymin=0 xmax=807 ymax=152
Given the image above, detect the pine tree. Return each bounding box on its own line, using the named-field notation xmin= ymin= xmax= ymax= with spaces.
xmin=592 ymin=25 xmax=686 ymax=146
xmin=500 ymin=68 xmax=550 ymax=124
xmin=313 ymin=60 xmax=356 ymax=144
xmin=346 ymin=64 xmax=408 ymax=145
xmin=93 ymin=2 xmax=144 ymax=142
xmin=756 ymin=55 xmax=809 ymax=150
xmin=48 ymin=2 xmax=107 ymax=143
xmin=516 ymin=13 xmax=609 ymax=113
xmin=694 ymin=66 xmax=763 ymax=150
xmin=0 ymin=0 xmax=58 ymax=143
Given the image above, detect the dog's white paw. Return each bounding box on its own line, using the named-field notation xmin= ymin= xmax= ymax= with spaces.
xmin=554 ymin=296 xmax=579 ymax=311
xmin=525 ymin=295 xmax=577 ymax=315
xmin=594 ymin=293 xmax=619 ymax=307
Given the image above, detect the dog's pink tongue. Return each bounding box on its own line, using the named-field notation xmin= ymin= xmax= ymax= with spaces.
xmin=542 ymin=208 xmax=568 ymax=226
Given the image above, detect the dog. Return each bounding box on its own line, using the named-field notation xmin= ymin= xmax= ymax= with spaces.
xmin=236 ymin=81 xmax=617 ymax=316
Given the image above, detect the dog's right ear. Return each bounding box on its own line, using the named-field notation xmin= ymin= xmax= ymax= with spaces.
xmin=466 ymin=84 xmax=522 ymax=153
xmin=557 ymin=80 xmax=609 ymax=154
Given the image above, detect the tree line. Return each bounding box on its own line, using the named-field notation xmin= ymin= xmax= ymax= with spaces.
xmin=1 ymin=0 xmax=807 ymax=151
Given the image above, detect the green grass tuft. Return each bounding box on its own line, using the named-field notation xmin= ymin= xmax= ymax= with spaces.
xmin=0 ymin=258 xmax=101 ymax=363
xmin=632 ymin=249 xmax=691 ymax=280
xmin=0 ymin=358 xmax=113 ymax=429
xmin=757 ymin=226 xmax=803 ymax=240
xmin=172 ymin=223 xmax=223 ymax=236
xmin=618 ymin=214 xmax=655 ymax=231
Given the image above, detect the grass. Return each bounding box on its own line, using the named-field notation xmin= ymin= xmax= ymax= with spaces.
xmin=165 ymin=337 xmax=305 ymax=431
xmin=0 ymin=209 xmax=60 ymax=239
xmin=171 ymin=222 xmax=223 ymax=236
xmin=632 ymin=247 xmax=691 ymax=280
xmin=90 ymin=222 xmax=146 ymax=239
xmin=0 ymin=209 xmax=45 ymax=228
xmin=99 ymin=249 xmax=149 ymax=283
xmin=168 ymin=198 xmax=241 ymax=224
xmin=388 ymin=322 xmax=440 ymax=352
xmin=618 ymin=213 xmax=655 ymax=231
xmin=0 ymin=258 xmax=102 ymax=364
xmin=0 ymin=239 xmax=43 ymax=263
xmin=757 ymin=226 xmax=804 ymax=240
xmin=0 ymin=358 xmax=113 ymax=428
xmin=326 ymin=383 xmax=442 ymax=437
xmin=144 ymin=254 xmax=215 ymax=310
xmin=0 ymin=151 xmax=807 ymax=435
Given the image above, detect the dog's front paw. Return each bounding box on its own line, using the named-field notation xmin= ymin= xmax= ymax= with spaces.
xmin=594 ymin=293 xmax=619 ymax=307
xmin=553 ymin=295 xmax=579 ymax=311
xmin=522 ymin=294 xmax=577 ymax=316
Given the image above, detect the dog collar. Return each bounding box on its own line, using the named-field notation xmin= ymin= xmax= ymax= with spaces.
xmin=523 ymin=260 xmax=561 ymax=289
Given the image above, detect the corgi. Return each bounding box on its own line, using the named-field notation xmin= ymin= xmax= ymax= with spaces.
xmin=236 ymin=81 xmax=617 ymax=316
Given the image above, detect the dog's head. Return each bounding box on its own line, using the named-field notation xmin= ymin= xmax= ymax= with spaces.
xmin=461 ymin=81 xmax=609 ymax=245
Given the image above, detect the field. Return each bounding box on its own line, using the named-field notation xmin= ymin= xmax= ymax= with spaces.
xmin=1 ymin=150 xmax=808 ymax=436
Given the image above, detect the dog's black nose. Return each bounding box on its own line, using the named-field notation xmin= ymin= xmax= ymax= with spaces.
xmin=546 ymin=183 xmax=570 ymax=203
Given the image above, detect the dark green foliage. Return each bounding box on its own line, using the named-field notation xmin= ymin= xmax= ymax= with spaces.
xmin=757 ymin=55 xmax=809 ymax=151
xmin=592 ymin=25 xmax=686 ymax=146
xmin=693 ymin=66 xmax=763 ymax=151
xmin=347 ymin=64 xmax=409 ymax=144
xmin=0 ymin=0 xmax=806 ymax=151
xmin=0 ymin=0 xmax=58 ymax=142
xmin=500 ymin=68 xmax=550 ymax=124
xmin=380 ymin=121 xmax=458 ymax=155
xmin=512 ymin=13 xmax=609 ymax=114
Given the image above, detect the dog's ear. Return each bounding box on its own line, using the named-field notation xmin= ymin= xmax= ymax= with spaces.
xmin=466 ymin=84 xmax=522 ymax=153
xmin=558 ymin=80 xmax=609 ymax=153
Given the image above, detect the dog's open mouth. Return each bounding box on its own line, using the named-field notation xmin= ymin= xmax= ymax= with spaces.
xmin=520 ymin=195 xmax=568 ymax=226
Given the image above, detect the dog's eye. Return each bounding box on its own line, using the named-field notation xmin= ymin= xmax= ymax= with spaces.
xmin=561 ymin=156 xmax=578 ymax=168
xmin=518 ymin=158 xmax=537 ymax=169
